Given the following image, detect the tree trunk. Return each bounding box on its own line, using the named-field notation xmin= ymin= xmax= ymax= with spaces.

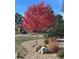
xmin=35 ymin=33 xmax=38 ymax=46
xmin=32 ymin=32 xmax=38 ymax=47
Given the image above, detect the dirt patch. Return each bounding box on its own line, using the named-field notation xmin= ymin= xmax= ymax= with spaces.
xmin=21 ymin=39 xmax=63 ymax=59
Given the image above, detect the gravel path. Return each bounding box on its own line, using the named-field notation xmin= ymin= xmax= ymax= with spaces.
xmin=21 ymin=39 xmax=60 ymax=59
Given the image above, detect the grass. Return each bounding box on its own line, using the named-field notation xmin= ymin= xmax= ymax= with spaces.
xmin=15 ymin=36 xmax=35 ymax=52
xmin=15 ymin=36 xmax=35 ymax=58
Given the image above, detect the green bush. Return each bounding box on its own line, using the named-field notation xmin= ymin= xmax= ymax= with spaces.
xmin=44 ymin=14 xmax=64 ymax=38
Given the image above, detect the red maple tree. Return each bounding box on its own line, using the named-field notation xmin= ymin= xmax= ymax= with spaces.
xmin=22 ymin=2 xmax=55 ymax=46
xmin=22 ymin=2 xmax=55 ymax=33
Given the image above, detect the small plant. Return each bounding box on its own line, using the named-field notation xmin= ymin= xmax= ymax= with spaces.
xmin=57 ymin=49 xmax=64 ymax=59
xmin=44 ymin=39 xmax=49 ymax=44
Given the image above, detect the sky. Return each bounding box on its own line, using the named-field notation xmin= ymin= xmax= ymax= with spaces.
xmin=15 ymin=0 xmax=64 ymax=16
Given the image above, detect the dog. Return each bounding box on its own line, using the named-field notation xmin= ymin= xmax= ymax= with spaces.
xmin=36 ymin=45 xmax=48 ymax=54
